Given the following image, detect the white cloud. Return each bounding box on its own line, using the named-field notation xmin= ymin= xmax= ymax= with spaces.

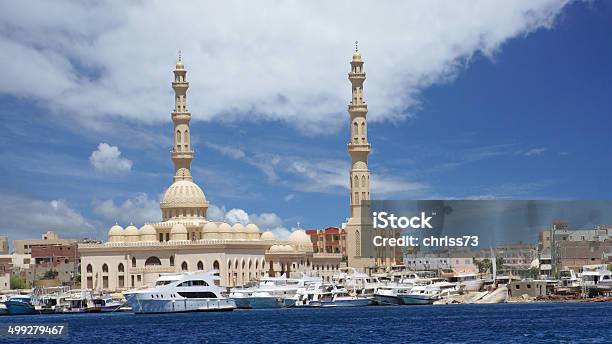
xmin=283 ymin=194 xmax=295 ymax=201
xmin=0 ymin=1 xmax=570 ymax=133
xmin=207 ymin=204 xmax=292 ymax=238
xmin=0 ymin=194 xmax=95 ymax=239
xmin=524 ymin=147 xmax=547 ymax=156
xmin=89 ymin=143 xmax=133 ymax=173
xmin=93 ymin=193 xmax=161 ymax=225
xmin=224 ymin=208 xmax=250 ymax=225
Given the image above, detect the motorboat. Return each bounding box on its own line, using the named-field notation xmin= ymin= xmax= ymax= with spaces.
xmin=373 ymin=285 xmax=412 ymax=305
xmin=448 ymin=273 xmax=484 ymax=292
xmin=63 ymin=290 xmax=92 ymax=313
xmin=88 ymin=294 xmax=124 ymax=312
xmin=0 ymin=295 xmax=9 ymax=315
xmin=399 ymin=284 xmax=439 ymax=305
xmin=332 ymin=268 xmax=384 ymax=297
xmin=293 ymin=282 xmax=329 ymax=307
xmin=311 ymin=287 xmax=372 ymax=307
xmin=124 ymin=271 xmax=236 ymax=314
xmin=581 ymin=265 xmax=612 ymax=289
xmin=5 ymin=295 xmax=39 ymax=315
xmin=229 ymin=274 xmax=321 ymax=309
xmin=34 ymin=286 xmax=71 ymax=314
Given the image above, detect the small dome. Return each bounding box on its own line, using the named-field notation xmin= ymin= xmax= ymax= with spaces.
xmin=218 ymin=223 xmax=232 ymax=232
xmin=261 ymin=231 xmax=276 ymax=241
xmin=176 ymin=61 xmax=184 ymax=69
xmin=283 ymin=245 xmax=295 ymax=252
xmin=108 ymin=224 xmax=123 ymax=236
xmin=124 ymin=225 xmax=139 ymax=236
xmin=269 ymin=244 xmax=283 ymax=253
xmin=203 ymin=222 xmax=218 ymax=232
xmin=140 ymin=224 xmax=156 ymax=235
xmin=352 ymin=51 xmax=362 ymax=60
xmin=288 ymin=230 xmax=311 ymax=245
xmin=231 ymin=223 xmax=246 ymax=232
xmin=171 ymin=223 xmax=188 ymax=234
xmin=245 ymin=224 xmax=260 ymax=233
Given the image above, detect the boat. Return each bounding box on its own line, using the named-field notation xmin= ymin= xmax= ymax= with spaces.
xmin=5 ymin=295 xmax=39 ymax=315
xmin=124 ymin=271 xmax=236 ymax=314
xmin=293 ymin=282 xmax=328 ymax=307
xmin=581 ymin=265 xmax=612 ymax=289
xmin=88 ymin=294 xmax=124 ymax=312
xmin=448 ymin=273 xmax=484 ymax=292
xmin=229 ymin=274 xmax=320 ymax=309
xmin=34 ymin=286 xmax=71 ymax=314
xmin=63 ymin=289 xmax=92 ymax=313
xmin=311 ymin=286 xmax=372 ymax=307
xmin=399 ymin=284 xmax=439 ymax=305
xmin=0 ymin=295 xmax=9 ymax=315
xmin=373 ymin=285 xmax=412 ymax=305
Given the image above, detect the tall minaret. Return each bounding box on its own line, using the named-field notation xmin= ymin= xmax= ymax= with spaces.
xmin=171 ymin=51 xmax=194 ymax=182
xmin=345 ymin=42 xmax=374 ymax=269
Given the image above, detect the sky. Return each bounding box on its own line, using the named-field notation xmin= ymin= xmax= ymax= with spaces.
xmin=0 ymin=1 xmax=611 ymax=243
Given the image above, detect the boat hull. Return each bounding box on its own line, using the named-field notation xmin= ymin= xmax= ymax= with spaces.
xmin=318 ymin=298 xmax=371 ymax=307
xmin=6 ymin=301 xmax=38 ymax=315
xmin=399 ymin=294 xmax=436 ymax=305
xmin=125 ymin=295 xmax=236 ymax=314
xmin=373 ymin=294 xmax=403 ymax=306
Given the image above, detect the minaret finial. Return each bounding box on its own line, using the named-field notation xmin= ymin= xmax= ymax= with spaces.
xmin=355 ymin=41 xmax=358 ymax=52
xmin=178 ymin=50 xmax=182 ymax=62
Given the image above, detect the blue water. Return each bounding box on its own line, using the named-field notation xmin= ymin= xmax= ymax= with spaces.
xmin=1 ymin=302 xmax=611 ymax=343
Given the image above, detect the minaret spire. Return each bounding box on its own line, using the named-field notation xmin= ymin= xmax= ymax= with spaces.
xmin=345 ymin=45 xmax=373 ymax=269
xmin=171 ymin=53 xmax=194 ymax=181
xmin=347 ymin=45 xmax=371 ymax=219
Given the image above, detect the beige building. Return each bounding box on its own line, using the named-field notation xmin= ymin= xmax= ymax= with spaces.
xmin=0 ymin=235 xmax=8 ymax=255
xmin=79 ymin=55 xmax=341 ymax=291
xmin=13 ymin=231 xmax=75 ymax=255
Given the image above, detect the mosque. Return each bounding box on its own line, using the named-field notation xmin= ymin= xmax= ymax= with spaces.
xmin=78 ymin=54 xmax=342 ymax=291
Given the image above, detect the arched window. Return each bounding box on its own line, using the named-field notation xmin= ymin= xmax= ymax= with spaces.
xmin=356 ymin=230 xmax=361 ymax=256
xmin=213 ymin=260 xmax=220 ymax=271
xmin=176 ymin=130 xmax=181 ymax=143
xmin=118 ymin=263 xmax=124 ymax=273
xmin=234 ymin=260 xmax=238 ymax=269
xmin=170 ymin=255 xmax=175 ymax=267
xmin=145 ymin=256 xmax=162 ymax=266
xmin=181 ymin=261 xmax=188 ymax=271
xmin=248 ymin=260 xmax=252 ymax=269
xmin=255 ymin=260 xmax=259 ymax=270
xmin=102 ymin=263 xmax=108 ymax=273
xmin=131 ymin=257 xmax=136 ymax=268
xmin=361 ymin=175 xmax=366 ymax=187
xmin=86 ymin=264 xmax=92 ymax=273
xmin=197 ymin=261 xmax=204 ymax=270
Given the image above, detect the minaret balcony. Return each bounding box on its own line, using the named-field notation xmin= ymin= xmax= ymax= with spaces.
xmin=348 ymin=104 xmax=368 ymax=112
xmin=172 ymin=112 xmax=192 ymax=121
xmin=347 ymin=143 xmax=371 ymax=152
xmin=172 ymin=81 xmax=189 ymax=89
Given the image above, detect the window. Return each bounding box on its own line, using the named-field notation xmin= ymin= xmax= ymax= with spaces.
xmin=86 ymin=264 xmax=92 ymax=273
xmin=170 ymin=255 xmax=175 ymax=267
xmin=145 ymin=256 xmax=162 ymax=266
xmin=177 ymin=292 xmax=217 ymax=298
xmin=181 ymin=261 xmax=188 ymax=271
xmin=102 ymin=264 xmax=108 ymax=273
xmin=197 ymin=261 xmax=204 ymax=270
xmin=131 ymin=257 xmax=136 ymax=268
xmin=118 ymin=263 xmax=125 ymax=273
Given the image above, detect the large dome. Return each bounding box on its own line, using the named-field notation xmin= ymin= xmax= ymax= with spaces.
xmin=160 ymin=180 xmax=208 ymax=220
xmin=161 ymin=180 xmax=207 ymax=208
xmin=288 ymin=230 xmax=311 ymax=245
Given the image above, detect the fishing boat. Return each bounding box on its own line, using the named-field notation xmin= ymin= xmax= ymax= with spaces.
xmin=124 ymin=271 xmax=235 ymax=314
xmin=63 ymin=289 xmax=92 ymax=313
xmin=5 ymin=295 xmax=39 ymax=315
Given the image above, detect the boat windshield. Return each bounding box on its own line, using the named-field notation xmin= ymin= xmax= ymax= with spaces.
xmin=155 ymin=280 xmax=173 ymax=286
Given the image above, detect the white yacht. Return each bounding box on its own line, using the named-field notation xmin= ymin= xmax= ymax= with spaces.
xmin=448 ymin=273 xmax=484 ymax=292
xmin=229 ymin=274 xmax=321 ymax=309
xmin=124 ymin=271 xmax=235 ymax=314
xmin=373 ymin=285 xmax=412 ymax=305
xmin=399 ymin=283 xmax=439 ymax=305
xmin=311 ymin=286 xmax=372 ymax=307
xmin=581 ymin=265 xmax=612 ymax=288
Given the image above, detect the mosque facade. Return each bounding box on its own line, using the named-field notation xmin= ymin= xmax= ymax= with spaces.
xmin=78 ymin=56 xmax=341 ymax=291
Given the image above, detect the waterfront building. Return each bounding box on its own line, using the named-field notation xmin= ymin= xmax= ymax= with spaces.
xmin=0 ymin=235 xmax=8 ymax=254
xmin=0 ymin=256 xmax=11 ymax=290
xmin=26 ymin=242 xmax=79 ymax=285
xmin=306 ymin=227 xmax=347 ymax=257
xmin=78 ymin=56 xmax=341 ymax=291
xmin=12 ymin=231 xmax=76 ymax=255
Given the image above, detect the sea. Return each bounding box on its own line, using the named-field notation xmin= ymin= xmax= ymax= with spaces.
xmin=1 ymin=302 xmax=611 ymax=343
